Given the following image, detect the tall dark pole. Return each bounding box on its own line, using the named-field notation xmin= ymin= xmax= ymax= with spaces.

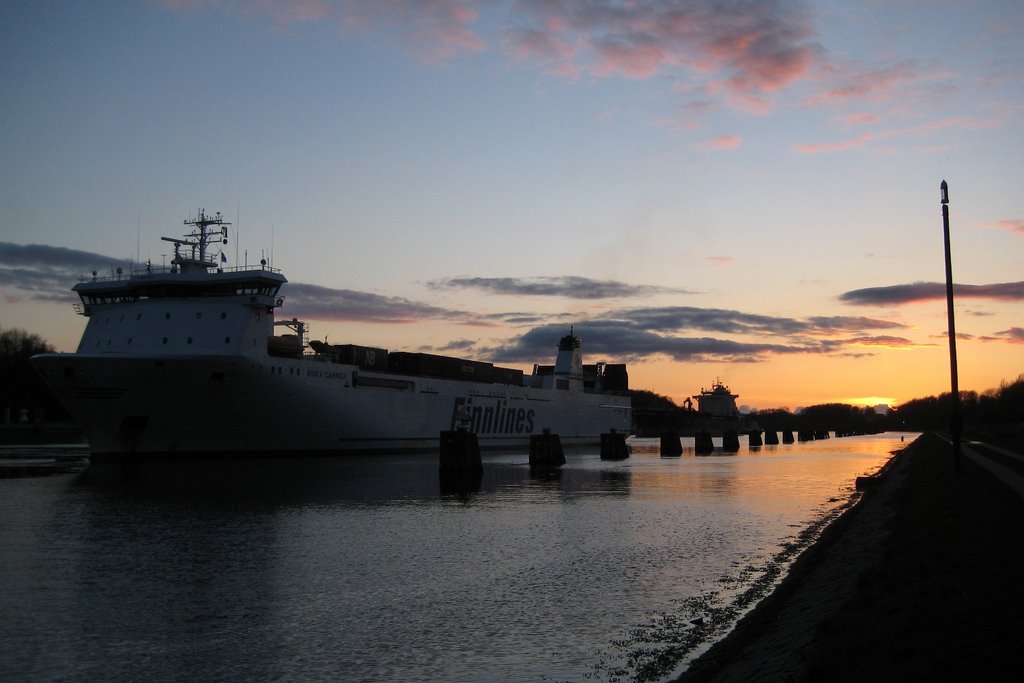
xmin=940 ymin=180 xmax=962 ymax=473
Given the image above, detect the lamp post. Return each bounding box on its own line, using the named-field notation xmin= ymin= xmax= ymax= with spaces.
xmin=941 ymin=180 xmax=962 ymax=473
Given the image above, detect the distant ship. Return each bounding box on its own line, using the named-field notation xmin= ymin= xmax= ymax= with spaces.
xmin=31 ymin=211 xmax=632 ymax=458
xmin=692 ymin=379 xmax=740 ymax=419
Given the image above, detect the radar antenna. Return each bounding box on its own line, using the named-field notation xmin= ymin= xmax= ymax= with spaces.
xmin=161 ymin=209 xmax=231 ymax=274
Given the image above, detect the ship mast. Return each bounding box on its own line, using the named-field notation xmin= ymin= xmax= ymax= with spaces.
xmin=161 ymin=209 xmax=230 ymax=274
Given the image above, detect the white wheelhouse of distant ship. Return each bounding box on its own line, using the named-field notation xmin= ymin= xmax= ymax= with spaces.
xmin=692 ymin=379 xmax=740 ymax=419
xmin=32 ymin=210 xmax=632 ymax=458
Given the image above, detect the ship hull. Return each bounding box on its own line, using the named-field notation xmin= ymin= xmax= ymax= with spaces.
xmin=32 ymin=353 xmax=632 ymax=458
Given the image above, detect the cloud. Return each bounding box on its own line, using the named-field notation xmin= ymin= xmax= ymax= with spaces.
xmin=794 ymin=132 xmax=873 ymax=154
xmin=428 ymin=276 xmax=694 ymax=299
xmin=839 ymin=112 xmax=879 ymax=126
xmin=349 ymin=0 xmax=486 ymax=63
xmin=2 ymin=241 xmax=926 ymax=363
xmin=705 ymin=255 xmax=734 ymax=267
xmin=979 ymin=327 xmax=1024 ymax=344
xmin=481 ymin=321 xmax=814 ymax=364
xmin=505 ymin=1 xmax=821 ymax=100
xmin=846 ymin=335 xmax=921 ymax=348
xmin=0 ymin=242 xmax=129 ymax=302
xmin=699 ymin=135 xmax=742 ymax=151
xmin=0 ymin=241 xmax=476 ymax=324
xmin=795 ymin=114 xmax=1006 ymax=155
xmin=167 ymin=2 xmax=822 ymax=109
xmin=281 ymin=282 xmax=468 ymax=323
xmin=840 ymin=281 xmax=1024 ymax=306
xmin=478 ymin=312 xmax=909 ymax=364
xmin=804 ymin=316 xmax=909 ymax=333
xmin=804 ymin=60 xmax=923 ymax=107
xmin=606 ymin=306 xmax=904 ymax=338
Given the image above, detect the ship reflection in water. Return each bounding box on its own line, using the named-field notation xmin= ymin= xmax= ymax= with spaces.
xmin=81 ymin=450 xmax=635 ymax=502
xmin=0 ymin=433 xmax=915 ymax=682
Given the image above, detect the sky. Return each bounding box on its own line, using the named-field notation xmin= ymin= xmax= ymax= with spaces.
xmin=1 ymin=0 xmax=1022 ymax=412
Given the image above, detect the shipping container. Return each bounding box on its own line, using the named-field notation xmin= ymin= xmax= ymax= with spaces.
xmin=492 ymin=366 xmax=524 ymax=386
xmin=388 ymin=352 xmax=494 ymax=383
xmin=333 ymin=344 xmax=389 ymax=370
xmin=602 ymin=363 xmax=629 ymax=392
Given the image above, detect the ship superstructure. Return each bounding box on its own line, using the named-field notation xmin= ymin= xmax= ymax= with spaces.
xmin=32 ymin=211 xmax=631 ymax=458
xmin=692 ymin=379 xmax=740 ymax=419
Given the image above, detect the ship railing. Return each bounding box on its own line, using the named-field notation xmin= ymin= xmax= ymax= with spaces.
xmin=79 ymin=262 xmax=282 ymax=283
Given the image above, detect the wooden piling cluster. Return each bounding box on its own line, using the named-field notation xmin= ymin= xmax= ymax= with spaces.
xmin=764 ymin=430 xmax=779 ymax=445
xmin=722 ymin=430 xmax=740 ymax=452
xmin=747 ymin=430 xmax=763 ymax=447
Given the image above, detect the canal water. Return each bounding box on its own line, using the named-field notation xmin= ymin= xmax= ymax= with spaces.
xmin=0 ymin=433 xmax=914 ymax=682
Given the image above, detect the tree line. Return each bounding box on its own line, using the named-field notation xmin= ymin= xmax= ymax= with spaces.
xmin=630 ymin=375 xmax=1024 ymax=441
xmin=891 ymin=376 xmax=1024 ymax=449
xmin=0 ymin=327 xmax=68 ymax=422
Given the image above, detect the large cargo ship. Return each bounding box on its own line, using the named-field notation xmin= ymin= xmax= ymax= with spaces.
xmin=31 ymin=211 xmax=632 ymax=458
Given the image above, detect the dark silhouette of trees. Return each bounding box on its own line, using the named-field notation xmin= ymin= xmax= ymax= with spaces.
xmin=629 ymin=389 xmax=693 ymax=434
xmin=754 ymin=408 xmax=800 ymax=432
xmin=0 ymin=327 xmax=67 ymax=422
xmin=892 ymin=375 xmax=1024 ymax=450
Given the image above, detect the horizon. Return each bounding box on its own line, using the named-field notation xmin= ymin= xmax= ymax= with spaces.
xmin=1 ymin=1 xmax=1021 ymax=410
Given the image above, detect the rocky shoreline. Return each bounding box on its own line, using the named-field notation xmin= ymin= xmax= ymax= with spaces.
xmin=676 ymin=431 xmax=1024 ymax=681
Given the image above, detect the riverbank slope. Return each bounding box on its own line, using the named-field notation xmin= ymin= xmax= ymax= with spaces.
xmin=678 ymin=431 xmax=1024 ymax=681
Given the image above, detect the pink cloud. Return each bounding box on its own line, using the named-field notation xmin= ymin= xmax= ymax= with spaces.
xmin=839 ymin=112 xmax=879 ymax=126
xmin=794 ymin=132 xmax=874 ymax=155
xmin=893 ymin=115 xmax=1005 ymax=137
xmin=506 ymin=1 xmax=821 ymax=101
xmin=722 ymin=89 xmax=774 ymax=115
xmin=164 ymin=2 xmax=826 ymax=113
xmin=706 ymin=256 xmax=735 ymax=267
xmin=699 ymin=135 xmax=742 ymax=151
xmin=794 ymin=112 xmax=1002 ymax=155
xmin=592 ymin=37 xmax=666 ymax=79
xmin=804 ymin=60 xmax=922 ymax=107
